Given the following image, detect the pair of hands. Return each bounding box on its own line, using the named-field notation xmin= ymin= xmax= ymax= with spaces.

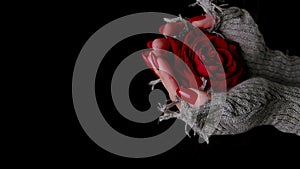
xmin=142 ymin=14 xmax=215 ymax=109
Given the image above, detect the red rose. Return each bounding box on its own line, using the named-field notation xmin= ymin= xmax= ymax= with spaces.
xmin=144 ymin=16 xmax=246 ymax=92
xmin=174 ymin=30 xmax=245 ymax=91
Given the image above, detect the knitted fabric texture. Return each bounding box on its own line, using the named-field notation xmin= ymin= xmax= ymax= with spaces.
xmin=159 ymin=6 xmax=300 ymax=143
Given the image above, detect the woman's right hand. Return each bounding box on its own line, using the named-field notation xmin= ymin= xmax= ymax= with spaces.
xmin=142 ymin=13 xmax=216 ymax=109
xmin=159 ymin=14 xmax=215 ymax=37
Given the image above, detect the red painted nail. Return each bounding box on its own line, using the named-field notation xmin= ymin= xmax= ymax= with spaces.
xmin=176 ymin=88 xmax=198 ymax=105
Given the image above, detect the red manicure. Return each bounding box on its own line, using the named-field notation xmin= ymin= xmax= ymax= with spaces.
xmin=176 ymin=88 xmax=198 ymax=105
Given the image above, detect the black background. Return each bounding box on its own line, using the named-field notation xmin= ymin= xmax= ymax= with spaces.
xmin=48 ymin=0 xmax=300 ymax=161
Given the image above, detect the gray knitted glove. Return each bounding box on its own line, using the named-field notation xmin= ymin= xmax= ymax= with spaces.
xmin=159 ymin=6 xmax=300 ymax=143
xmin=220 ymin=7 xmax=300 ymax=86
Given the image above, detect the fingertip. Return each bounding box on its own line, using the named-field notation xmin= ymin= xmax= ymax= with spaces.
xmin=191 ymin=21 xmax=198 ymax=28
xmin=188 ymin=15 xmax=206 ymax=23
xmin=147 ymin=40 xmax=153 ymax=48
xmin=152 ymin=38 xmax=170 ymax=50
xmin=159 ymin=25 xmax=165 ymax=34
xmin=190 ymin=14 xmax=214 ymax=29
xmin=191 ymin=20 xmax=205 ymax=28
xmin=176 ymin=87 xmax=198 ymax=105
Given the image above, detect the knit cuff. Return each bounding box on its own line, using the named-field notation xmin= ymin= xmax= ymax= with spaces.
xmin=217 ymin=6 xmax=300 ymax=86
xmin=216 ymin=78 xmax=300 ymax=136
xmin=189 ymin=0 xmax=223 ymax=33
xmin=218 ymin=7 xmax=267 ymax=62
xmin=158 ymin=78 xmax=300 ymax=143
xmin=159 ymin=93 xmax=226 ymax=143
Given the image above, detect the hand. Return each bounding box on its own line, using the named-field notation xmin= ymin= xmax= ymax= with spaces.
xmin=142 ymin=14 xmax=217 ymax=109
xmin=143 ymin=50 xmax=209 ymax=109
xmin=159 ymin=14 xmax=215 ymax=37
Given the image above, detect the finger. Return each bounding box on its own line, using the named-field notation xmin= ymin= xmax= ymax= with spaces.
xmin=147 ymin=40 xmax=153 ymax=48
xmin=141 ymin=51 xmax=159 ymax=77
xmin=151 ymin=52 xmax=209 ymax=109
xmin=152 ymin=38 xmax=170 ymax=51
xmin=156 ymin=55 xmax=179 ymax=93
xmin=149 ymin=52 xmax=182 ymax=109
xmin=176 ymin=88 xmax=198 ymax=105
xmin=150 ymin=53 xmax=178 ymax=101
xmin=142 ymin=51 xmax=154 ymax=70
xmin=176 ymin=87 xmax=209 ymax=107
xmin=159 ymin=70 xmax=179 ymax=102
xmin=142 ymin=50 xmax=172 ymax=77
xmin=160 ymin=22 xmax=185 ymax=37
xmin=148 ymin=52 xmax=160 ymax=76
xmin=191 ymin=14 xmax=214 ymax=29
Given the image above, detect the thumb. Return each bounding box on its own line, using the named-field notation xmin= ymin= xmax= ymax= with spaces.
xmin=191 ymin=14 xmax=214 ymax=29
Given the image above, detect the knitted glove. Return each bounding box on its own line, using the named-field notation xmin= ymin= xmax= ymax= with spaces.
xmin=159 ymin=5 xmax=300 ymax=143
xmin=219 ymin=7 xmax=300 ymax=86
